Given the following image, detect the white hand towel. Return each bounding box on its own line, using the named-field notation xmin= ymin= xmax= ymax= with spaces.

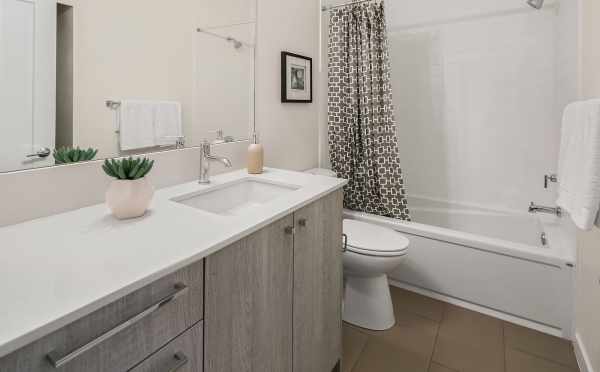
xmin=556 ymin=99 xmax=600 ymax=230
xmin=119 ymin=100 xmax=156 ymax=151
xmin=154 ymin=101 xmax=183 ymax=146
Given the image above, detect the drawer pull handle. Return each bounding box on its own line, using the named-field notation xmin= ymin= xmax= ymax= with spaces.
xmin=46 ymin=283 xmax=189 ymax=369
xmin=167 ymin=352 xmax=189 ymax=372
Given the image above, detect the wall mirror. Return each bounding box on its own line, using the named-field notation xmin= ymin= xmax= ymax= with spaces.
xmin=0 ymin=0 xmax=256 ymax=174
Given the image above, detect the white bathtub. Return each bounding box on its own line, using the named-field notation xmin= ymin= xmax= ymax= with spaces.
xmin=344 ymin=196 xmax=577 ymax=338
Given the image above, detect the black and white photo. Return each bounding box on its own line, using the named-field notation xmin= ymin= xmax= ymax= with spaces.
xmin=281 ymin=52 xmax=312 ymax=102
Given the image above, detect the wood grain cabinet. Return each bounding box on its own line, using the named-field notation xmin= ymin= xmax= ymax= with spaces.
xmin=293 ymin=191 xmax=343 ymax=372
xmin=205 ymin=190 xmax=343 ymax=372
xmin=129 ymin=321 xmax=203 ymax=372
xmin=0 ymin=260 xmax=204 ymax=372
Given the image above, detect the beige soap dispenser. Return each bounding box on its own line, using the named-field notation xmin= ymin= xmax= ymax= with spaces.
xmin=247 ymin=131 xmax=264 ymax=174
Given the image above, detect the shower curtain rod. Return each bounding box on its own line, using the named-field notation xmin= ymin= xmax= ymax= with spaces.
xmin=321 ymin=0 xmax=379 ymax=12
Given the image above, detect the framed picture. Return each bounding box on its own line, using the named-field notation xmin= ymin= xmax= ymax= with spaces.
xmin=281 ymin=52 xmax=313 ymax=103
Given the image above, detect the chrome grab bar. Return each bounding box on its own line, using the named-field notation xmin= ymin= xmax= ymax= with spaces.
xmin=167 ymin=352 xmax=189 ymax=372
xmin=46 ymin=283 xmax=188 ymax=369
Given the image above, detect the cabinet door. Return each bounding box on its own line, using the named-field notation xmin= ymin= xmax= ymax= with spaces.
xmin=293 ymin=190 xmax=343 ymax=372
xmin=204 ymin=215 xmax=294 ymax=372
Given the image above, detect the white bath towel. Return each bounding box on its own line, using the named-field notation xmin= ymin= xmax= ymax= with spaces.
xmin=556 ymin=99 xmax=600 ymax=230
xmin=154 ymin=101 xmax=183 ymax=146
xmin=119 ymin=100 xmax=156 ymax=151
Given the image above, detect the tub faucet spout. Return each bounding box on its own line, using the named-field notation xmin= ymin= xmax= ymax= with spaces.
xmin=529 ymin=202 xmax=562 ymax=217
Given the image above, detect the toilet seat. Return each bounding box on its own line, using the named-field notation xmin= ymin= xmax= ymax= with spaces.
xmin=344 ymin=219 xmax=409 ymax=257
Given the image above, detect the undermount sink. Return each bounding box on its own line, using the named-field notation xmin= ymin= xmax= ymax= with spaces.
xmin=172 ymin=178 xmax=301 ymax=216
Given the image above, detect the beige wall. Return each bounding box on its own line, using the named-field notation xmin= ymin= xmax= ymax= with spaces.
xmin=256 ymin=0 xmax=320 ymax=170
xmin=576 ymin=0 xmax=600 ymax=370
xmin=0 ymin=0 xmax=321 ymax=227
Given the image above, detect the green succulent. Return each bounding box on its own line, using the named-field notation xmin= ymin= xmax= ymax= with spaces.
xmin=102 ymin=157 xmax=155 ymax=180
xmin=53 ymin=147 xmax=98 ymax=164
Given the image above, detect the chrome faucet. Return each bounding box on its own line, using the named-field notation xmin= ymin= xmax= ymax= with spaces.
xmin=199 ymin=140 xmax=233 ymax=184
xmin=529 ymin=202 xmax=562 ymax=217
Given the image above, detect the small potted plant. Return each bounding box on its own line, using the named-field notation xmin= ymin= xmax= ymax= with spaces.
xmin=102 ymin=157 xmax=155 ymax=219
xmin=53 ymin=147 xmax=98 ymax=164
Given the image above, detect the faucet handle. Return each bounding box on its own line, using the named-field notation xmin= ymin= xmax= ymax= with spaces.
xmin=544 ymin=174 xmax=558 ymax=189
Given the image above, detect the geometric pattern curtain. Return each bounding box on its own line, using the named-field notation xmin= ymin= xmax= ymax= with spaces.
xmin=328 ymin=2 xmax=411 ymax=220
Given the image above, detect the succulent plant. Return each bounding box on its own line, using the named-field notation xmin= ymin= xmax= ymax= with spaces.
xmin=102 ymin=157 xmax=155 ymax=181
xmin=53 ymin=147 xmax=98 ymax=164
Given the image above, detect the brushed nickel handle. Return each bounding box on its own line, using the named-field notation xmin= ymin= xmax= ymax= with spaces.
xmin=342 ymin=234 xmax=348 ymax=252
xmin=298 ymin=218 xmax=307 ymax=227
xmin=167 ymin=352 xmax=189 ymax=372
xmin=46 ymin=283 xmax=188 ymax=369
xmin=26 ymin=147 xmax=51 ymax=158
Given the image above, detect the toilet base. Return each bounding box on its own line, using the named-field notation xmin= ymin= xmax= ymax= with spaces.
xmin=343 ymin=274 xmax=395 ymax=331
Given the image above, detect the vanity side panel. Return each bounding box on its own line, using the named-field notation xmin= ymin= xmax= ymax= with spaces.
xmin=204 ymin=215 xmax=294 ymax=372
xmin=0 ymin=260 xmax=204 ymax=372
xmin=293 ymin=190 xmax=344 ymax=372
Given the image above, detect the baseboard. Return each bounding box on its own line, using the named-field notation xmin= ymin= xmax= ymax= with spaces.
xmin=389 ymin=280 xmax=566 ymax=339
xmin=574 ymin=333 xmax=595 ymax=372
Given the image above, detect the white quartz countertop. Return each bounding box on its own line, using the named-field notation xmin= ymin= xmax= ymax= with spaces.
xmin=0 ymin=168 xmax=346 ymax=358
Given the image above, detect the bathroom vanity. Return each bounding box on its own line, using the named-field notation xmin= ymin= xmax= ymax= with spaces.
xmin=0 ymin=169 xmax=346 ymax=372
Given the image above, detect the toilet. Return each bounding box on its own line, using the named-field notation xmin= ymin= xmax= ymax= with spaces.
xmin=343 ymin=219 xmax=409 ymax=331
xmin=305 ymin=168 xmax=410 ymax=331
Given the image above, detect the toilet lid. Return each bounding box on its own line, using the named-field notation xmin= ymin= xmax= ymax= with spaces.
xmin=344 ymin=219 xmax=409 ymax=255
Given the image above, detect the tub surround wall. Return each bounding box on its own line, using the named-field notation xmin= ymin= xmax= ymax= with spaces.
xmin=0 ymin=0 xmax=321 ymax=228
xmin=320 ymin=0 xmax=579 ymax=213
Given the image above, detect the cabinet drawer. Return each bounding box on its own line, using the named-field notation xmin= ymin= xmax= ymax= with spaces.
xmin=0 ymin=259 xmax=204 ymax=372
xmin=130 ymin=321 xmax=203 ymax=372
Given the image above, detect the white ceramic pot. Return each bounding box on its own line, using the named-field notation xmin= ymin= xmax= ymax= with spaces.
xmin=106 ymin=178 xmax=155 ymax=220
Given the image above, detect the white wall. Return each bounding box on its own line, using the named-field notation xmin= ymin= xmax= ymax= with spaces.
xmin=576 ymin=1 xmax=600 ymax=370
xmin=0 ymin=0 xmax=321 ymax=227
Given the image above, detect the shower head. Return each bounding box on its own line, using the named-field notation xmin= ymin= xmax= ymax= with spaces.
xmin=527 ymin=0 xmax=544 ymax=9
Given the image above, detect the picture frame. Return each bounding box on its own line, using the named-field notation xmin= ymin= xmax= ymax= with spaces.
xmin=281 ymin=52 xmax=313 ymax=103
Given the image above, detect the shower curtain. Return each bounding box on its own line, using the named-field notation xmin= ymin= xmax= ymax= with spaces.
xmin=327 ymin=2 xmax=410 ymax=220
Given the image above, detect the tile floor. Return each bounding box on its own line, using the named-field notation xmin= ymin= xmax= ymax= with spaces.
xmin=342 ymin=286 xmax=580 ymax=372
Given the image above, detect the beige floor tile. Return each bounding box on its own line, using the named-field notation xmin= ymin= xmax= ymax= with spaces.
xmin=355 ymin=310 xmax=439 ymax=360
xmin=432 ymin=304 xmax=505 ymax=372
xmin=504 ymin=322 xmax=579 ymax=369
xmin=391 ymin=286 xmax=446 ymax=322
xmin=429 ymin=362 xmax=459 ymax=372
xmin=342 ymin=324 xmax=368 ymax=372
xmin=506 ymin=348 xmax=579 ymax=372
xmin=352 ymin=337 xmax=431 ymax=372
